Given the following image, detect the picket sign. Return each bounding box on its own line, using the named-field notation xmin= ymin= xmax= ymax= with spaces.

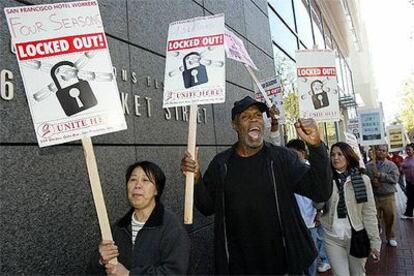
xmin=184 ymin=105 xmax=198 ymax=224
xmin=4 ymin=0 xmax=127 ymax=263
xmin=164 ymin=14 xmax=226 ymax=224
xmin=82 ymin=137 xmax=117 ymax=265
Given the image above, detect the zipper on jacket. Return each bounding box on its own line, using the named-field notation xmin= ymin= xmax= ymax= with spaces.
xmin=270 ymin=160 xmax=287 ymax=249
xmin=222 ymin=163 xmax=230 ymax=263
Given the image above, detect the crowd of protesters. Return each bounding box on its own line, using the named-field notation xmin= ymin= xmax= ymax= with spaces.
xmin=88 ymin=96 xmax=413 ymax=275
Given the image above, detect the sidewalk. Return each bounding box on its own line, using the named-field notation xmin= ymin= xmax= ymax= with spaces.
xmin=319 ymin=185 xmax=414 ymax=275
xmin=365 ymin=186 xmax=414 ymax=275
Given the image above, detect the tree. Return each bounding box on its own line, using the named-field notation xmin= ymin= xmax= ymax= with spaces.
xmin=400 ymin=74 xmax=414 ymax=142
xmin=273 ymin=52 xmax=299 ymax=141
xmin=283 ymin=90 xmax=299 ymax=124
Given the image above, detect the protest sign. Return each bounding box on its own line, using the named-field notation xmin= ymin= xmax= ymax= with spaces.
xmin=224 ymin=28 xmax=273 ymax=108
xmin=164 ymin=14 xmax=225 ymax=224
xmin=224 ymin=27 xmax=257 ymax=70
xmin=5 ymin=1 xmax=126 ymax=263
xmin=358 ymin=108 xmax=386 ymax=146
xmin=163 ymin=14 xmax=225 ymax=108
xmin=255 ymin=77 xmax=285 ymax=124
xmin=386 ymin=125 xmax=406 ymax=152
xmin=345 ymin=132 xmax=365 ymax=169
xmin=4 ymin=1 xmax=126 ymax=148
xmin=347 ymin=118 xmax=360 ymax=141
xmin=296 ymin=50 xmax=339 ymax=122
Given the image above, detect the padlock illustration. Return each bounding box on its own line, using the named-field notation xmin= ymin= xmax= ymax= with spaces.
xmin=310 ymin=80 xmax=329 ymax=109
xmin=51 ymin=61 xmax=97 ymax=116
xmin=182 ymin=52 xmax=208 ymax=88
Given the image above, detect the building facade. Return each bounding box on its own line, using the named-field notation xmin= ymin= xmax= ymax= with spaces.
xmin=0 ymin=0 xmax=375 ymax=274
xmin=267 ymin=0 xmax=374 ymax=145
xmin=0 ymin=0 xmax=276 ymax=274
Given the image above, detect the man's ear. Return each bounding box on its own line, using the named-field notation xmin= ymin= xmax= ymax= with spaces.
xmin=231 ymin=119 xmax=238 ymax=132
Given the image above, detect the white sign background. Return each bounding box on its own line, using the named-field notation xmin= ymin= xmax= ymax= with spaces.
xmin=347 ymin=118 xmax=360 ymax=141
xmin=4 ymin=0 xmax=126 ymax=147
xmin=296 ymin=50 xmax=339 ymax=122
xmin=386 ymin=125 xmax=406 ymax=152
xmin=358 ymin=108 xmax=386 ymax=146
xmin=255 ymin=77 xmax=285 ymax=124
xmin=163 ymin=14 xmax=225 ymax=108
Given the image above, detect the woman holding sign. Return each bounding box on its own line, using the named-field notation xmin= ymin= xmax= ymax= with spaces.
xmin=89 ymin=161 xmax=190 ymax=275
xmin=319 ymin=142 xmax=381 ymax=276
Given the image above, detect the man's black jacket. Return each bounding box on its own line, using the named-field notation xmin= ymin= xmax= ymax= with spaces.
xmin=194 ymin=142 xmax=333 ymax=274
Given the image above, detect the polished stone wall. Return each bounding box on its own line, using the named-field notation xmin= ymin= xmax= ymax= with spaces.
xmin=0 ymin=0 xmax=275 ymax=274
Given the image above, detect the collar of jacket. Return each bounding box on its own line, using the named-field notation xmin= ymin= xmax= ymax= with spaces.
xmin=116 ymin=202 xmax=165 ymax=229
xmin=218 ymin=141 xmax=273 ymax=164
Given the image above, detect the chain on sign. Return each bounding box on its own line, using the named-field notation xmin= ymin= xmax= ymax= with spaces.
xmin=25 ymin=51 xmax=114 ymax=102
xmin=167 ymin=46 xmax=224 ymax=78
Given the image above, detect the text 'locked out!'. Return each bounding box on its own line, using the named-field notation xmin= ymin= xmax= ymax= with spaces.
xmin=15 ymin=32 xmax=106 ymax=60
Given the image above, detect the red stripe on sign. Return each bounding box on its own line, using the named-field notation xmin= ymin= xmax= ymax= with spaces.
xmin=297 ymin=67 xmax=336 ymax=77
xmin=15 ymin=32 xmax=107 ymax=61
xmin=267 ymin=87 xmax=281 ymax=96
xmin=167 ymin=34 xmax=224 ymax=51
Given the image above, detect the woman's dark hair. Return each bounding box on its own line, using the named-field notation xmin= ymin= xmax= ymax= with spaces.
xmin=330 ymin=142 xmax=361 ymax=171
xmin=125 ymin=161 xmax=166 ymax=202
xmin=407 ymin=143 xmax=414 ymax=150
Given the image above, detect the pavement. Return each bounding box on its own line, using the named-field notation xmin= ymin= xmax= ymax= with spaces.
xmin=319 ymin=184 xmax=414 ymax=276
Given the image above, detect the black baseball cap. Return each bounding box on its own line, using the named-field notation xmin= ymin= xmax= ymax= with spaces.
xmin=231 ymin=96 xmax=269 ymax=120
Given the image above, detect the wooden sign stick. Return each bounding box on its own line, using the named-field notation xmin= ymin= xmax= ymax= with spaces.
xmin=244 ymin=64 xmax=273 ymax=108
xmin=244 ymin=64 xmax=280 ymax=122
xmin=82 ymin=137 xmax=117 ymax=265
xmin=184 ymin=104 xmax=198 ymax=225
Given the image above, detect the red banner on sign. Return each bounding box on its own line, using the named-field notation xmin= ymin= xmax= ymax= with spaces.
xmin=15 ymin=32 xmax=107 ymax=60
xmin=297 ymin=66 xmax=336 ymax=77
xmin=167 ymin=34 xmax=224 ymax=51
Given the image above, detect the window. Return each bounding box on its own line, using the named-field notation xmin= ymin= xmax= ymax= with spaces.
xmin=273 ymin=45 xmax=298 ymax=140
xmin=335 ymin=50 xmax=344 ymax=92
xmin=347 ymin=106 xmax=357 ymax=120
xmin=273 ymin=45 xmax=297 ymax=92
xmin=323 ymin=20 xmax=332 ymax=49
xmin=293 ymin=0 xmax=313 ymax=48
xmin=311 ymin=2 xmax=324 ymax=48
xmin=344 ymin=63 xmax=354 ymax=95
xmin=268 ymin=0 xmax=295 ymax=29
xmin=269 ymin=13 xmax=298 ymax=58
xmin=326 ymin=122 xmax=338 ymax=146
xmin=342 ymin=61 xmax=351 ymax=95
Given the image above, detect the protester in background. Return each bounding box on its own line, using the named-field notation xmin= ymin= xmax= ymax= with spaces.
xmin=320 ymin=142 xmax=381 ymax=276
xmin=359 ymin=145 xmax=368 ymax=164
xmin=268 ymin=105 xmax=281 ymax=145
xmin=366 ymin=145 xmax=400 ymax=247
xmin=401 ymin=143 xmax=414 ymax=219
xmin=181 ymin=96 xmax=332 ymax=275
xmin=367 ymin=148 xmax=373 ymax=163
xmin=286 ymin=139 xmax=318 ymax=276
xmin=388 ymin=150 xmax=406 ymax=194
xmin=89 ymin=161 xmax=190 ymax=275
